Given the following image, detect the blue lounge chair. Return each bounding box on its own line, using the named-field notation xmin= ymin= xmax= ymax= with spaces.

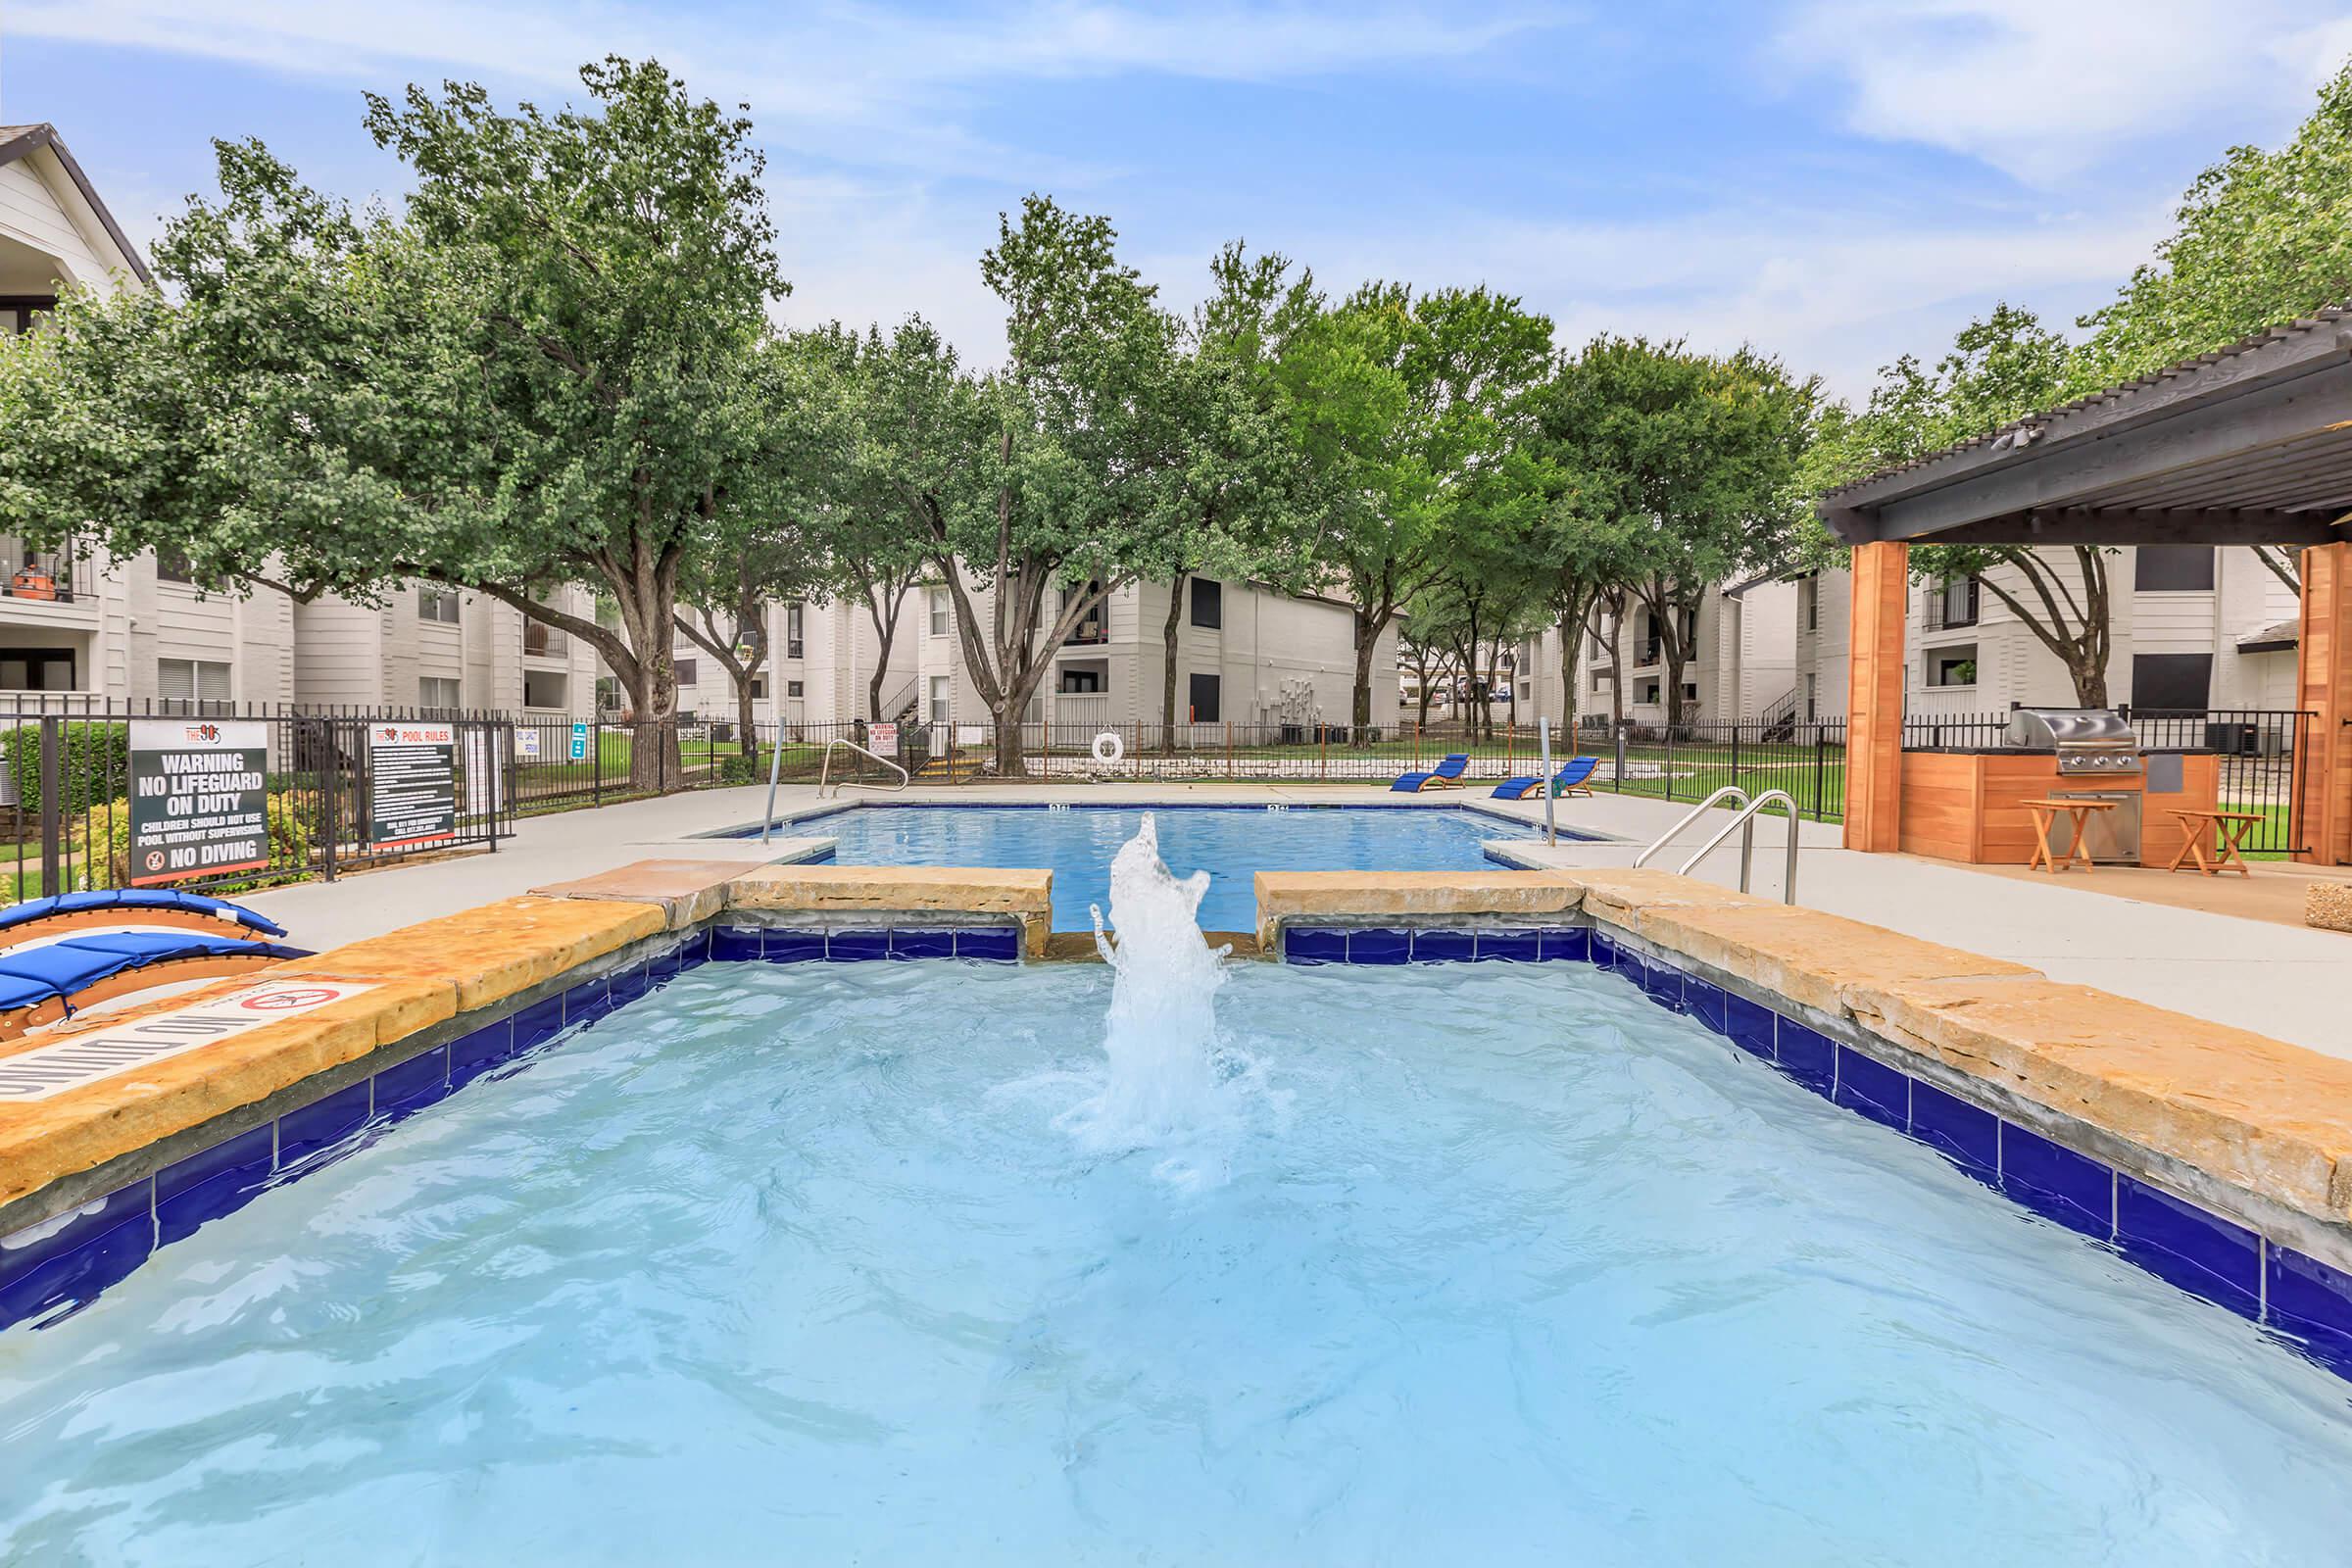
xmin=1492 ymin=756 xmax=1598 ymax=801
xmin=1390 ymin=754 xmax=1470 ymax=792
xmin=0 ymin=888 xmax=288 ymax=945
xmin=0 ymin=930 xmax=311 ymax=1036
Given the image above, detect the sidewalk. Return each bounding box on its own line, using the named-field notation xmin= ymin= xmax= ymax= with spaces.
xmin=237 ymin=780 xmax=2348 ymax=1059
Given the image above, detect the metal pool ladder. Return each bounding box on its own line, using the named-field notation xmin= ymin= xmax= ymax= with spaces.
xmin=1631 ymin=787 xmax=1802 ymax=903
xmin=761 ymin=738 xmax=908 ymax=844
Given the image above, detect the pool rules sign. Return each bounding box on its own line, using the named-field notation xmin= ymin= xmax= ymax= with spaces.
xmin=368 ymin=721 xmax=457 ymax=850
xmin=127 ymin=719 xmax=272 ymax=886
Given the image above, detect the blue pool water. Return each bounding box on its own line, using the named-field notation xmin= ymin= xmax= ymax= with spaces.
xmin=6 ymin=960 xmax=2351 ymax=1563
xmin=773 ymin=804 xmax=1547 ymax=929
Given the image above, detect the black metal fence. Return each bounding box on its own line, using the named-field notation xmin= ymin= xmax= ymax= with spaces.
xmin=2128 ymin=708 xmax=2309 ymax=856
xmin=0 ymin=699 xmax=515 ymax=900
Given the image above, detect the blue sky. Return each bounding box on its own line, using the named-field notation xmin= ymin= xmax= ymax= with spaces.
xmin=8 ymin=1 xmax=2352 ymax=398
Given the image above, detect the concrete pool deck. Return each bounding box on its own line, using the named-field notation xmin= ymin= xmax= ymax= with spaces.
xmin=229 ymin=781 xmax=2348 ymax=1057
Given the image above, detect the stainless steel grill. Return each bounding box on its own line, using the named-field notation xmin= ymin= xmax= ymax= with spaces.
xmin=2005 ymin=707 xmax=2143 ymax=778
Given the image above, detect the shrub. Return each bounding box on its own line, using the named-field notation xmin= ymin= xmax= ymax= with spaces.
xmin=66 ymin=794 xmax=316 ymax=892
xmin=2 ymin=722 xmax=130 ymax=821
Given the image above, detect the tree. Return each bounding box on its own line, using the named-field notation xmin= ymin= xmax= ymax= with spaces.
xmin=1273 ymin=283 xmax=1554 ymax=740
xmin=828 ymin=319 xmax=973 ymax=723
xmin=1811 ymin=306 xmax=2122 ymax=706
xmin=672 ymin=333 xmax=836 ymax=754
xmin=2073 ymin=65 xmax=2352 ymax=592
xmin=1537 ymin=337 xmax=1812 ymax=730
xmin=363 ymin=58 xmax=788 ymax=787
xmin=1147 ymin=242 xmax=1322 ymax=750
xmin=915 ymin=196 xmax=1210 ymax=775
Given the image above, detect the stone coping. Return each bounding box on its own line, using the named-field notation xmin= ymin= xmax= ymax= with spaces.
xmin=1257 ymin=868 xmax=2352 ymax=1237
xmin=0 ymin=861 xmax=1056 ymax=1233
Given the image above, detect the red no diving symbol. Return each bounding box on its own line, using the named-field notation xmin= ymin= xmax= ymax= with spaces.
xmin=241 ymin=987 xmax=343 ymax=1010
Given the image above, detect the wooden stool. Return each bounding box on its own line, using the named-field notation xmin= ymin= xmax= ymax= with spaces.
xmin=2022 ymin=797 xmax=2114 ymax=873
xmin=2166 ymin=808 xmax=2265 ymax=877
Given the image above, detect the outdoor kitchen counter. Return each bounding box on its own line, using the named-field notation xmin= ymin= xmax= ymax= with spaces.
xmin=1896 ymin=748 xmax=2219 ymax=866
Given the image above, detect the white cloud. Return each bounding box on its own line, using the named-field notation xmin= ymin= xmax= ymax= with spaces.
xmin=1776 ymin=0 xmax=2347 ymax=181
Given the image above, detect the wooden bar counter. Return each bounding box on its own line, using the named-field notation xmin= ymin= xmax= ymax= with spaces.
xmin=1896 ymin=749 xmax=2219 ymax=866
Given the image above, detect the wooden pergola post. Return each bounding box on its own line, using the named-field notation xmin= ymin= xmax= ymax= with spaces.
xmin=2297 ymin=541 xmax=2352 ymax=866
xmin=1843 ymin=540 xmax=1908 ymax=852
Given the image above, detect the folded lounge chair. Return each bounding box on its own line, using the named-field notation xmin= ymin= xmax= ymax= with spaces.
xmin=0 ymin=930 xmax=311 ymax=1039
xmin=0 ymin=889 xmax=289 ymax=946
xmin=1389 ymin=754 xmax=1470 ymax=792
xmin=1491 ymin=756 xmax=1598 ymax=801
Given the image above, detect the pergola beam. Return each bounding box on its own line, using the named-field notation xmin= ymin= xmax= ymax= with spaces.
xmin=1902 ymin=508 xmax=2349 ymax=548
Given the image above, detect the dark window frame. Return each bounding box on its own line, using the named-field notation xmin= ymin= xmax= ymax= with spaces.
xmin=2133 ymin=545 xmax=2217 ymax=593
xmin=1190 ymin=578 xmax=1223 ymax=629
xmin=1187 ymin=671 xmax=1221 ymax=723
xmin=2131 ymin=652 xmax=2213 ymax=710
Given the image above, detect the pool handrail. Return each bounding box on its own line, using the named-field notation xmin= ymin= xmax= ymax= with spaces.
xmin=760 ymin=736 xmax=913 ymax=843
xmin=1675 ymin=789 xmax=1801 ymax=904
xmin=1631 ymin=787 xmax=1750 ymax=868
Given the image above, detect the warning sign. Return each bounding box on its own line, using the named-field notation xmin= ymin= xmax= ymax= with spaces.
xmin=368 ymin=721 xmax=457 ymax=850
xmin=126 ymin=718 xmax=271 ymax=887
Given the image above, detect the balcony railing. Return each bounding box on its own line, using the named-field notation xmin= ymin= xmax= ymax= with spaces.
xmin=523 ymin=620 xmax=567 ymax=659
xmin=1062 ymin=621 xmax=1109 ymax=647
xmin=1923 ymin=581 xmax=1980 ymax=632
xmin=1633 ymin=638 xmax=1663 ymax=667
xmin=0 ymin=539 xmax=92 ymax=606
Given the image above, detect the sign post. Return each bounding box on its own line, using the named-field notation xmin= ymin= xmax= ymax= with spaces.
xmin=367 ymin=721 xmax=457 ymax=852
xmin=1539 ymin=716 xmax=1556 ymax=847
xmin=127 ymin=718 xmax=272 ymax=886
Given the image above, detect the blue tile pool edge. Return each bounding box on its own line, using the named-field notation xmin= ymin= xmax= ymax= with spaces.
xmin=0 ymin=916 xmax=1034 ymax=1332
xmin=1271 ymin=914 xmax=2352 ymax=1384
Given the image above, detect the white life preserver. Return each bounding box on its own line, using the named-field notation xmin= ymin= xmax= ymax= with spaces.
xmin=1091 ymin=730 xmax=1125 ymax=765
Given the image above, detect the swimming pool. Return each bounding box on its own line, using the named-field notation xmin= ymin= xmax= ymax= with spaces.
xmin=758 ymin=804 xmax=1552 ymax=930
xmin=7 ymin=958 xmax=2349 ymax=1563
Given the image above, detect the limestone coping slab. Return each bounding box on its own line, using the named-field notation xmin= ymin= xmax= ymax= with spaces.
xmin=1845 ymin=973 xmax=2352 ymax=1227
xmin=0 ymin=973 xmax=457 ymax=1210
xmin=727 ymin=864 xmax=1053 ymax=956
xmin=532 ymin=858 xmax=760 ymax=931
xmin=1252 ymin=870 xmax=1592 ymax=948
xmin=274 ymin=896 xmax=666 ymax=1012
xmin=1632 ymin=903 xmax=2036 ymax=1018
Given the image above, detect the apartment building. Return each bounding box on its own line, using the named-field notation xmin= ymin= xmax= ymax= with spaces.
xmin=292 ymin=586 xmax=605 ymax=714
xmin=1509 ymin=575 xmax=1801 ymax=731
xmin=672 ymin=573 xmax=1398 ymax=739
xmin=1790 ymin=545 xmax=2299 ymax=722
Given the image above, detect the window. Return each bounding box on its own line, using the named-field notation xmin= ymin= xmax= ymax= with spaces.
xmin=158 ymin=658 xmax=231 ymax=713
xmin=419 ymin=675 xmax=462 ymax=710
xmin=1190 ymin=578 xmax=1222 ymax=629
xmin=1801 ymin=576 xmax=1819 ymax=632
xmin=673 ymin=659 xmax=699 ymax=688
xmin=1930 ymin=575 xmax=1979 ymax=629
xmin=1188 ymin=672 xmax=1221 ymax=723
xmin=416 ymin=585 xmax=462 ymax=624
xmin=155 ymin=548 xmax=194 ymax=585
xmin=0 ymin=296 xmax=56 ymax=335
xmin=1638 ymin=679 xmax=1660 ymax=705
xmin=526 ymin=670 xmax=569 ymax=710
xmin=2134 ymin=546 xmax=2216 ymax=592
xmin=786 ymin=679 xmax=804 ymax=698
xmin=1803 ymin=672 xmax=1818 ymax=721
xmin=749 ymin=675 xmax=766 ymax=700
xmin=1059 ymin=668 xmax=1102 ymax=694
xmin=0 ymin=648 xmax=75 ymax=690
xmin=928 ymin=674 xmax=951 ymax=723
xmin=2132 ymin=653 xmax=2213 ymax=710
xmin=786 ymin=603 xmax=805 ymax=660
xmin=1926 ymin=645 xmax=1979 ymax=688
xmin=928 ymin=589 xmax=951 ymax=637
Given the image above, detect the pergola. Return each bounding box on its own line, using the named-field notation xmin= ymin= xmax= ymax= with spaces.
xmin=1816 ymin=307 xmax=2352 ymax=865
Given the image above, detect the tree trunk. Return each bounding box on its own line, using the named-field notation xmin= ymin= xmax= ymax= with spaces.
xmin=1350 ymin=614 xmax=1381 ymax=743
xmin=1160 ymin=570 xmax=1188 ymax=754
xmin=1557 ymin=616 xmax=1582 ymax=736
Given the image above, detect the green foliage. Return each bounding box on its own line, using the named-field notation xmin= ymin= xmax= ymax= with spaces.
xmin=1 ymin=723 xmax=129 ymax=822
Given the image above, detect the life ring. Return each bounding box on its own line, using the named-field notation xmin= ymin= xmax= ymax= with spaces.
xmin=1090 ymin=730 xmax=1124 ymax=765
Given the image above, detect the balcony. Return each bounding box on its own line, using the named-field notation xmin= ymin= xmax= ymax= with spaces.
xmin=0 ymin=538 xmax=95 ymax=617
xmin=1633 ymin=637 xmax=1663 ymax=668
xmin=523 ymin=619 xmax=568 ymax=660
xmin=1061 ymin=620 xmax=1110 ymax=648
xmin=1923 ymin=580 xmax=1980 ymax=633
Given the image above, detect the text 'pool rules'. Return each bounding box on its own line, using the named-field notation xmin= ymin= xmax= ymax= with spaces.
xmin=368 ymin=721 xmax=458 ymax=851
xmin=127 ymin=718 xmax=271 ymax=886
